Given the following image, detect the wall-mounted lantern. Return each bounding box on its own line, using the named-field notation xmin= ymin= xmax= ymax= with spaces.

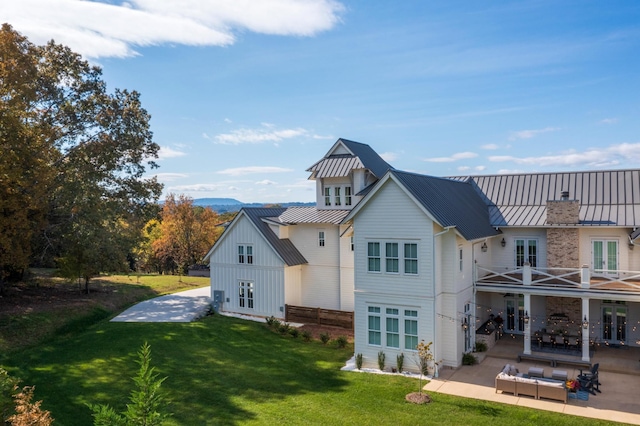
xmin=501 ymin=238 xmax=506 ymax=247
xmin=523 ymin=311 xmax=530 ymax=324
xmin=582 ymin=315 xmax=589 ymax=329
xmin=481 ymin=242 xmax=488 ymax=252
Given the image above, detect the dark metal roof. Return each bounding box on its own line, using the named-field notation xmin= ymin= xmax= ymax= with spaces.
xmin=306 ymin=138 xmax=394 ymax=179
xmin=390 ymin=170 xmax=500 ymax=241
xmin=453 ymin=170 xmax=640 ymax=227
xmin=242 ymin=208 xmax=308 ymax=266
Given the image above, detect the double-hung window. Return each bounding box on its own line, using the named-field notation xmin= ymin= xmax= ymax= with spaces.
xmin=404 ymin=243 xmax=418 ymax=274
xmin=368 ymin=306 xmax=381 ymax=345
xmin=334 ymin=187 xmax=341 ymax=206
xmin=404 ymin=310 xmax=418 ymax=350
xmin=238 ymin=282 xmax=254 ymax=309
xmin=318 ymin=231 xmax=325 ymax=247
xmin=385 ymin=242 xmax=399 ymax=273
xmin=238 ymin=245 xmax=253 ymax=264
xmin=345 ymin=187 xmax=352 ymax=206
xmin=324 ymin=187 xmax=331 ymax=206
xmin=367 ymin=242 xmax=381 ymax=272
xmin=386 ymin=308 xmax=399 ymax=348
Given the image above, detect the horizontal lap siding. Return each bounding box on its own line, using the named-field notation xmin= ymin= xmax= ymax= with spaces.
xmin=352 ymin=180 xmax=436 ymax=373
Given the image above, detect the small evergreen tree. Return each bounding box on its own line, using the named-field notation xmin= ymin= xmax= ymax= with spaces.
xmin=90 ymin=342 xmax=170 ymax=426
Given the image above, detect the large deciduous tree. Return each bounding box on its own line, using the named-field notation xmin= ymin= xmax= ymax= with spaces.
xmin=0 ymin=24 xmax=162 ymax=292
xmin=150 ymin=194 xmax=222 ymax=275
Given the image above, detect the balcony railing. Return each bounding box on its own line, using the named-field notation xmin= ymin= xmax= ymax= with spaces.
xmin=475 ymin=263 xmax=640 ymax=293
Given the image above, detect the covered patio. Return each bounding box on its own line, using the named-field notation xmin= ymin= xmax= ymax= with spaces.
xmin=426 ymin=335 xmax=640 ymax=423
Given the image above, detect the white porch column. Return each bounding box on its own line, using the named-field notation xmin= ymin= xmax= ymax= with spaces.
xmin=523 ymin=293 xmax=532 ymax=355
xmin=581 ymin=265 xmax=590 ymax=289
xmin=581 ymin=297 xmax=590 ymax=362
xmin=523 ymin=262 xmax=531 ymax=286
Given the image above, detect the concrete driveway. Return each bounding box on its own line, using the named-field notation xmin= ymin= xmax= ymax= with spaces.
xmin=111 ymin=286 xmax=211 ymax=323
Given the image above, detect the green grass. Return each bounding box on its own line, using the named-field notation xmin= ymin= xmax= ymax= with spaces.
xmin=0 ymin=273 xmax=208 ymax=353
xmin=1 ymin=314 xmax=615 ymax=425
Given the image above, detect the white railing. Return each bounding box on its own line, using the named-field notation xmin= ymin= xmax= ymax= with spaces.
xmin=475 ymin=263 xmax=640 ymax=293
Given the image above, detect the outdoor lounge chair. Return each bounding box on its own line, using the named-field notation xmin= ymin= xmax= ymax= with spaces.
xmin=577 ymin=363 xmax=601 ymax=395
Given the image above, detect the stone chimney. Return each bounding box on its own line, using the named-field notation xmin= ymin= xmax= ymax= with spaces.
xmin=546 ymin=191 xmax=579 ymax=225
xmin=546 ymin=191 xmax=580 ymax=271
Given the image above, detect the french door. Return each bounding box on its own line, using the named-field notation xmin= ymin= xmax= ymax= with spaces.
xmin=592 ymin=240 xmax=618 ymax=277
xmin=505 ymin=296 xmax=524 ymax=334
xmin=602 ymin=305 xmax=626 ymax=343
xmin=515 ymin=239 xmax=537 ymax=267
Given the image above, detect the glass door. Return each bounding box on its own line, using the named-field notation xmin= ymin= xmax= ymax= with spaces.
xmin=515 ymin=239 xmax=537 ymax=267
xmin=592 ymin=240 xmax=618 ymax=277
xmin=602 ymin=305 xmax=627 ymax=343
xmin=505 ymin=296 xmax=524 ymax=333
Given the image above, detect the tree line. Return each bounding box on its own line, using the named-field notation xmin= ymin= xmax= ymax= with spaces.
xmin=0 ymin=24 xmax=229 ymax=293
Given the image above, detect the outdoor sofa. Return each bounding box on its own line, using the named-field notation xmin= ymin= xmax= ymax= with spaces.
xmin=495 ymin=364 xmax=567 ymax=403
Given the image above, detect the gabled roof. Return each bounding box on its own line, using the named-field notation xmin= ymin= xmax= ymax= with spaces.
xmin=452 ymin=169 xmax=640 ymax=227
xmin=204 ymin=207 xmax=307 ymax=267
xmin=306 ymin=138 xmax=393 ymax=179
xmin=344 ymin=169 xmax=500 ymax=241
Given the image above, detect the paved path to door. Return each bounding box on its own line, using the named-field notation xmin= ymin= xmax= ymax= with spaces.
xmin=111 ymin=286 xmax=211 ymax=323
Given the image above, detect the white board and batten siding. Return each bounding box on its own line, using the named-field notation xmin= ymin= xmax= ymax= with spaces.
xmin=339 ymin=224 xmax=355 ymax=311
xmin=208 ymin=214 xmax=288 ymax=319
xmin=352 ymin=180 xmax=437 ymax=372
xmin=288 ymin=223 xmax=343 ymax=310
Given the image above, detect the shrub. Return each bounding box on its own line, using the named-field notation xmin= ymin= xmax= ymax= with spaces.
xmin=335 ymin=336 xmax=348 ymax=348
xmin=289 ymin=328 xmax=300 ymax=339
xmin=319 ymin=333 xmax=331 ymax=345
xmin=89 ymin=342 xmax=171 ymax=426
xmin=396 ymin=353 xmax=405 ymax=373
xmin=474 ymin=341 xmax=488 ymax=352
xmin=377 ymin=351 xmax=386 ymax=371
xmin=355 ymin=353 xmax=363 ymax=370
xmin=278 ymin=323 xmax=291 ymax=335
xmin=301 ymin=330 xmax=313 ymax=342
xmin=7 ymin=386 xmax=54 ymax=426
xmin=462 ymin=352 xmax=477 ymax=365
xmin=265 ymin=316 xmax=278 ymax=328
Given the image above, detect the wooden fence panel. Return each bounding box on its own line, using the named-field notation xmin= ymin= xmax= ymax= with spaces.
xmin=285 ymin=304 xmax=353 ymax=330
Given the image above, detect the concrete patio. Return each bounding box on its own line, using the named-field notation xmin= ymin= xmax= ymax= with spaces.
xmin=425 ymin=335 xmax=640 ymax=424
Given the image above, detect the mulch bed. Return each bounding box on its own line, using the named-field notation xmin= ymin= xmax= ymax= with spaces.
xmin=405 ymin=392 xmax=431 ymax=404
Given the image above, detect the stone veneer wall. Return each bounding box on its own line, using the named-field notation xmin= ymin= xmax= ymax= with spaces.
xmin=546 ymin=228 xmax=579 ymax=269
xmin=546 ymin=200 xmax=580 ymax=224
xmin=545 ymin=297 xmax=581 ymax=333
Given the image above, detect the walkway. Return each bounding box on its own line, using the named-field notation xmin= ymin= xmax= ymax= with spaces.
xmin=111 ymin=286 xmax=211 ymax=322
xmin=424 ymin=337 xmax=640 ymax=424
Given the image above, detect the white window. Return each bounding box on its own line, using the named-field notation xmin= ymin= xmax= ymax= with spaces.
xmin=404 ymin=243 xmax=418 ymax=274
xmin=238 ymin=245 xmax=253 ymax=264
xmin=459 ymin=248 xmax=463 ymax=272
xmin=334 ymin=187 xmax=341 ymax=206
xmin=238 ymin=281 xmax=254 ymax=309
xmin=350 ymin=236 xmax=354 ymax=251
xmin=386 ymin=308 xmax=399 ymax=348
xmin=324 ymin=187 xmax=331 ymax=206
xmin=404 ymin=310 xmax=418 ymax=350
xmin=318 ymin=231 xmax=325 ymax=247
xmin=515 ymin=239 xmax=537 ymax=267
xmin=345 ymin=186 xmax=352 ymax=206
xmin=385 ymin=242 xmax=399 ymax=273
xmin=367 ymin=242 xmax=381 ymax=272
xmin=368 ymin=306 xmax=381 ymax=345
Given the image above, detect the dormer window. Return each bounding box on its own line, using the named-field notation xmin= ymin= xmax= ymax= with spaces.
xmin=324 ymin=187 xmax=331 ymax=206
xmin=345 ymin=187 xmax=352 ymax=206
xmin=322 ymin=184 xmax=352 ymax=207
xmin=334 ymin=187 xmax=341 ymax=206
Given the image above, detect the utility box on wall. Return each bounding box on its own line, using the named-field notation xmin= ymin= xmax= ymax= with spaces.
xmin=213 ymin=290 xmax=224 ymax=312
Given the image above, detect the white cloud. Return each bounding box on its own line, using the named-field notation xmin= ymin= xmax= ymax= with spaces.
xmin=600 ymin=118 xmax=618 ymax=125
xmin=213 ymin=127 xmax=309 ymax=144
xmin=508 ymin=127 xmax=560 ymax=141
xmin=380 ymin=152 xmax=398 ymax=162
xmin=424 ymin=151 xmax=478 ymax=163
xmin=256 ymin=179 xmax=277 ymax=185
xmin=481 ymin=144 xmax=499 ymax=150
xmin=457 ymin=166 xmax=470 ymax=172
xmin=2 ymin=0 xmax=344 ymax=59
xmin=474 ymin=165 xmax=486 ymax=172
xmin=217 ymin=166 xmax=293 ymax=176
xmin=154 ymin=172 xmax=188 ymax=182
xmin=488 ymin=142 xmax=640 ymax=168
xmin=158 ymin=146 xmax=187 ymax=160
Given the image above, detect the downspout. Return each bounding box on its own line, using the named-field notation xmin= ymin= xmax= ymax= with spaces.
xmin=432 ymin=226 xmax=454 ymax=377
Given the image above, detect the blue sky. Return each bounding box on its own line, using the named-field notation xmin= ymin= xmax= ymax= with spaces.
xmin=3 ymin=1 xmax=640 ymax=203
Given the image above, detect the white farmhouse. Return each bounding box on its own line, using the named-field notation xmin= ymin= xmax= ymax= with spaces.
xmin=206 ymin=139 xmax=640 ymax=373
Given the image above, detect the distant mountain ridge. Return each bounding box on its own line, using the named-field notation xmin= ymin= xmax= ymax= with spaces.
xmin=190 ymin=198 xmax=314 ymax=213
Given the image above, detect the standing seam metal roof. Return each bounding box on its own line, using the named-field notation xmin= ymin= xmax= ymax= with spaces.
xmin=306 ymin=138 xmax=394 ymax=179
xmin=241 ymin=208 xmax=308 ymax=266
xmin=390 ymin=170 xmax=500 ymax=241
xmin=277 ymin=207 xmax=350 ymax=225
xmin=452 ymin=170 xmax=640 ymax=227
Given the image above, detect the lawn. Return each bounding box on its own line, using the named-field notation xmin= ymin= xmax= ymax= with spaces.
xmin=1 ymin=312 xmax=616 ymax=425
